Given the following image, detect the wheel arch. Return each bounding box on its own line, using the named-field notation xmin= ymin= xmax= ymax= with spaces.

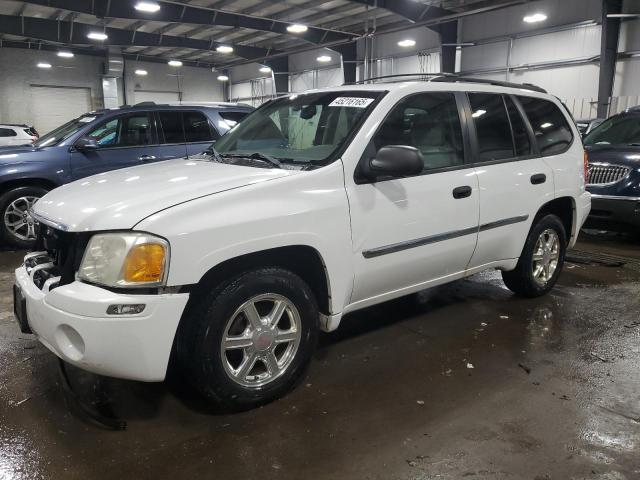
xmin=535 ymin=196 xmax=576 ymax=244
xmin=0 ymin=178 xmax=57 ymax=197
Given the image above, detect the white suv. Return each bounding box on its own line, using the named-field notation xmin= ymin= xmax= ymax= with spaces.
xmin=0 ymin=124 xmax=38 ymax=146
xmin=14 ymin=76 xmax=591 ymax=409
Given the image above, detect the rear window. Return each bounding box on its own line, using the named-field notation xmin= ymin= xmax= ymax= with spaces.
xmin=219 ymin=111 xmax=249 ymax=128
xmin=158 ymin=111 xmax=184 ymax=144
xmin=184 ymin=111 xmax=217 ymax=142
xmin=517 ymin=96 xmax=573 ymax=155
xmin=468 ymin=93 xmax=514 ymax=162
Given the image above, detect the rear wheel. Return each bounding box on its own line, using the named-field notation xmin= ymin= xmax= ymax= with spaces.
xmin=502 ymin=214 xmax=567 ymax=297
xmin=177 ymin=267 xmax=319 ymax=410
xmin=0 ymin=186 xmax=48 ymax=248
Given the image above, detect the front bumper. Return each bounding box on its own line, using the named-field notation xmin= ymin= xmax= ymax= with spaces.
xmin=587 ymin=194 xmax=640 ymax=229
xmin=14 ymin=264 xmax=189 ymax=382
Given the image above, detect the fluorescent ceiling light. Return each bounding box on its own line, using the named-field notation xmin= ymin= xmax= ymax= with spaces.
xmin=398 ymin=39 xmax=416 ymax=48
xmin=317 ymin=55 xmax=332 ymax=63
xmin=217 ymin=75 xmax=229 ymax=81
xmin=523 ymin=13 xmax=547 ymax=23
xmin=135 ymin=69 xmax=148 ymax=75
xmin=259 ymin=66 xmax=272 ymax=73
xmin=37 ymin=62 xmax=52 ymax=69
xmin=216 ymin=45 xmax=234 ymax=53
xmin=287 ymin=24 xmax=308 ymax=33
xmin=134 ymin=1 xmax=161 ymax=12
xmin=168 ymin=60 xmax=183 ymax=67
xmin=87 ymin=32 xmax=108 ymax=41
xmin=57 ymin=51 xmax=74 ymax=58
xmin=540 ymin=122 xmax=553 ymax=129
xmin=471 ymin=109 xmax=486 ymax=118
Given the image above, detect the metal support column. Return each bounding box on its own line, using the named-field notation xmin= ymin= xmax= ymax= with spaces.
xmin=597 ymin=0 xmax=622 ymax=118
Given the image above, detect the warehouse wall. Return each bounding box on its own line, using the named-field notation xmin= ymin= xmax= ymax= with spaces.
xmin=228 ymin=63 xmax=274 ymax=106
xmin=0 ymin=48 xmax=105 ymax=129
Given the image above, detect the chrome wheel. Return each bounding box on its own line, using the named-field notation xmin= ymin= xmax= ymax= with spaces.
xmin=531 ymin=228 xmax=560 ymax=286
xmin=220 ymin=293 xmax=302 ymax=388
xmin=3 ymin=196 xmax=39 ymax=241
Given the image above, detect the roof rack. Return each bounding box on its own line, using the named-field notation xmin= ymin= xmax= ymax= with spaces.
xmin=346 ymin=73 xmax=547 ymax=94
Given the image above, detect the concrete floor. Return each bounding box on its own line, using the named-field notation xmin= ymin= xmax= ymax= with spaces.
xmin=1 ymin=231 xmax=639 ymax=480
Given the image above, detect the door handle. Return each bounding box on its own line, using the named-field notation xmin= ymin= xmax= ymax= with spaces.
xmin=452 ymin=185 xmax=472 ymax=199
xmin=138 ymin=155 xmax=156 ymax=162
xmin=531 ymin=173 xmax=546 ymax=185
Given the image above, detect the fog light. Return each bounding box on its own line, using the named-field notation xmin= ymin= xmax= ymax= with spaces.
xmin=107 ymin=304 xmax=146 ymax=315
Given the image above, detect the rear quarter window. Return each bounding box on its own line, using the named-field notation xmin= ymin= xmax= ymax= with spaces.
xmin=517 ymin=96 xmax=573 ymax=156
xmin=0 ymin=128 xmax=17 ymax=137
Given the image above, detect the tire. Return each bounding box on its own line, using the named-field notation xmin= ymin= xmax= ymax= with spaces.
xmin=0 ymin=186 xmax=48 ymax=249
xmin=502 ymin=214 xmax=567 ymax=298
xmin=176 ymin=267 xmax=319 ymax=410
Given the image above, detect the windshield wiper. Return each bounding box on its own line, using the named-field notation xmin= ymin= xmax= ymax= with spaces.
xmin=221 ymin=152 xmax=282 ymax=168
xmin=627 ymin=143 xmax=640 ymax=147
xmin=203 ymin=145 xmax=224 ymax=162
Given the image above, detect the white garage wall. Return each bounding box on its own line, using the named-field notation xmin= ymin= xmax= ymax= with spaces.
xmin=123 ymin=59 xmax=224 ymax=105
xmin=0 ymin=48 xmax=104 ymax=129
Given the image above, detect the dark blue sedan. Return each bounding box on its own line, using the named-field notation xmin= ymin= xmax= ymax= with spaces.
xmin=583 ymin=107 xmax=640 ymax=231
xmin=0 ymin=102 xmax=251 ymax=247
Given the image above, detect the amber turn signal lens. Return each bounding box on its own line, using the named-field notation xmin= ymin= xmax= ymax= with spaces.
xmin=122 ymin=243 xmax=166 ymax=283
xmin=583 ymin=150 xmax=589 ymax=183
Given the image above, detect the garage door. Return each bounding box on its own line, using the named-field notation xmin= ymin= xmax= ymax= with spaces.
xmin=30 ymin=85 xmax=92 ymax=134
xmin=134 ymin=90 xmax=180 ymax=104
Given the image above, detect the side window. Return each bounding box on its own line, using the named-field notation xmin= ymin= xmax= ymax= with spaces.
xmin=517 ymin=96 xmax=573 ymax=155
xmin=86 ymin=113 xmax=153 ymax=147
xmin=468 ymin=93 xmax=514 ymax=162
xmin=158 ymin=111 xmax=184 ymax=144
xmin=219 ymin=111 xmax=249 ymax=128
xmin=184 ymin=111 xmax=217 ymax=143
xmin=505 ymin=96 xmax=531 ymax=156
xmin=0 ymin=128 xmax=17 ymax=137
xmin=372 ymin=92 xmax=464 ymax=171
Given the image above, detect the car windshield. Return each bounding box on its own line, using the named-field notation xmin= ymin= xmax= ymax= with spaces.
xmin=214 ymin=91 xmax=384 ymax=164
xmin=33 ymin=114 xmax=102 ymax=147
xmin=583 ymin=114 xmax=640 ymax=146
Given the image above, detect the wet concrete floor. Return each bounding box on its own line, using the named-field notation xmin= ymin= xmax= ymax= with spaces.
xmin=0 ymin=231 xmax=639 ymax=479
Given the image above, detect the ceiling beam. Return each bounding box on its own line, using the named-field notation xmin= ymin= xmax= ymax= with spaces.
xmin=16 ymin=0 xmax=354 ymax=45
xmin=345 ymin=0 xmax=453 ymax=23
xmin=0 ymin=14 xmax=273 ymax=60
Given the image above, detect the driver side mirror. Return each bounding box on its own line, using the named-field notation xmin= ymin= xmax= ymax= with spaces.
xmin=360 ymin=145 xmax=424 ymax=182
xmin=74 ymin=136 xmax=99 ymax=151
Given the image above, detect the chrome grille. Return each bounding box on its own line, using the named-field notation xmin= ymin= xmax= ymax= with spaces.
xmin=587 ymin=164 xmax=630 ymax=186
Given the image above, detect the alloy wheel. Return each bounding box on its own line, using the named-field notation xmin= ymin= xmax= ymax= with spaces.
xmin=531 ymin=228 xmax=560 ymax=286
xmin=3 ymin=196 xmax=39 ymax=241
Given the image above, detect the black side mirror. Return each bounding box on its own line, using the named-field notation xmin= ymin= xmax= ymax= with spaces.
xmin=364 ymin=145 xmax=424 ymax=180
xmin=75 ymin=136 xmax=99 ymax=151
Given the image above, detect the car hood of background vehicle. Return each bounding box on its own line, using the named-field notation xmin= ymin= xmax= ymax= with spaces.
xmin=585 ymin=144 xmax=640 ymax=167
xmin=33 ymin=158 xmax=299 ymax=232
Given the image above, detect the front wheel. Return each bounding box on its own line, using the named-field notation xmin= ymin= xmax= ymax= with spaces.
xmin=0 ymin=186 xmax=48 ymax=248
xmin=502 ymin=214 xmax=567 ymax=297
xmin=176 ymin=267 xmax=319 ymax=410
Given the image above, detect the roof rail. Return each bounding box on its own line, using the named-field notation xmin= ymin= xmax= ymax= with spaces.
xmin=346 ymin=73 xmax=547 ymax=94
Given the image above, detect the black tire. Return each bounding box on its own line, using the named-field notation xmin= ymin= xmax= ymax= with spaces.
xmin=502 ymin=214 xmax=567 ymax=298
xmin=0 ymin=186 xmax=48 ymax=249
xmin=176 ymin=267 xmax=319 ymax=410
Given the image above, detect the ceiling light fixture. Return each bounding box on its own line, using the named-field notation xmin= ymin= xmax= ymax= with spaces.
xmin=259 ymin=66 xmax=272 ymax=73
xmin=397 ymin=39 xmax=416 ymax=48
xmin=87 ymin=32 xmax=108 ymax=41
xmin=317 ymin=55 xmax=332 ymax=63
xmin=135 ymin=69 xmax=148 ymax=75
xmin=523 ymin=12 xmax=547 ymax=23
xmin=287 ymin=24 xmax=308 ymax=33
xmin=37 ymin=62 xmax=52 ymax=69
xmin=134 ymin=1 xmax=161 ymax=12
xmin=216 ymin=45 xmax=234 ymax=54
xmin=217 ymin=75 xmax=229 ymax=81
xmin=57 ymin=51 xmax=74 ymax=58
xmin=168 ymin=60 xmax=183 ymax=67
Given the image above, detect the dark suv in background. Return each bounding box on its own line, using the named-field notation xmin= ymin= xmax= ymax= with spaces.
xmin=0 ymin=102 xmax=252 ymax=247
xmin=583 ymin=107 xmax=640 ymax=231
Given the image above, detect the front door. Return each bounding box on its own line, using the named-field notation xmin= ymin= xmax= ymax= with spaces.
xmin=346 ymin=92 xmax=480 ymax=307
xmin=70 ymin=111 xmax=159 ymax=180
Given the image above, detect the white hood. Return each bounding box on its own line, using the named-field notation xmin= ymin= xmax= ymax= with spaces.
xmin=33 ymin=158 xmax=298 ymax=232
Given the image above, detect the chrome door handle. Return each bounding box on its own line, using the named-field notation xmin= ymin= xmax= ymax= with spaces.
xmin=138 ymin=155 xmax=156 ymax=162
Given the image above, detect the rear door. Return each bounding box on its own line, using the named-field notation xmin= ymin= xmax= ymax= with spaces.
xmin=466 ymin=92 xmax=554 ymax=269
xmin=155 ymin=110 xmax=189 ymax=160
xmin=69 ymin=111 xmax=158 ymax=180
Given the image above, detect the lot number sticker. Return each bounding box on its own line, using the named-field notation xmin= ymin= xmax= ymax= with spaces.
xmin=329 ymin=97 xmax=375 ymax=108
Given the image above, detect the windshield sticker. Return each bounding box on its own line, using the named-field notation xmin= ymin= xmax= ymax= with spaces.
xmin=329 ymin=97 xmax=375 ymax=108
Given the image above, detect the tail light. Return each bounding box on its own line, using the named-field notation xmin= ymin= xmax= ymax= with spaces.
xmin=583 ymin=150 xmax=589 ymax=183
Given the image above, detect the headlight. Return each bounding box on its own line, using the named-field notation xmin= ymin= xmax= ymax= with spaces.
xmin=78 ymin=233 xmax=169 ymax=288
